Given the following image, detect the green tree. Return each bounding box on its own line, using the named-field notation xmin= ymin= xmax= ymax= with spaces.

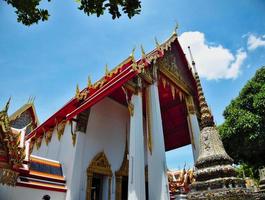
xmin=219 ymin=66 xmax=265 ymax=177
xmin=3 ymin=0 xmax=141 ymax=26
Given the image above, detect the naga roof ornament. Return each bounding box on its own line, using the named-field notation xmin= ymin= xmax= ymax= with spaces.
xmin=155 ymin=37 xmax=160 ymax=49
xmin=173 ymin=22 xmax=179 ymax=36
xmin=140 ymin=44 xmax=146 ymax=58
xmin=0 ymin=99 xmax=23 ymax=186
xmin=0 ymin=97 xmax=11 ymax=133
xmin=87 ymin=76 xmax=92 ymax=88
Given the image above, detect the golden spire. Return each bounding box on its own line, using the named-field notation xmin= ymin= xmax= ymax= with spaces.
xmin=105 ymin=64 xmax=109 ymax=76
xmin=27 ymin=96 xmax=35 ymax=104
xmin=187 ymin=46 xmax=214 ymax=129
xmin=87 ymin=76 xmax=92 ymax=88
xmin=155 ymin=37 xmax=160 ymax=49
xmin=0 ymin=97 xmax=11 ymax=133
xmin=188 ymin=48 xmax=248 ymax=200
xmin=173 ymin=22 xmax=179 ymax=35
xmin=140 ymin=44 xmax=146 ymax=58
xmin=75 ymin=84 xmax=80 ymax=98
xmin=130 ymin=47 xmax=136 ymax=59
xmin=188 ymin=46 xmax=197 ymax=73
xmin=4 ymin=97 xmax=11 ymax=112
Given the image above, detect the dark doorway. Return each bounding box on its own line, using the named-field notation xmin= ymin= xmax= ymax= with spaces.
xmin=121 ymin=176 xmax=128 ymax=200
xmin=91 ymin=174 xmax=103 ymax=200
xmin=145 ymin=181 xmax=149 ymax=200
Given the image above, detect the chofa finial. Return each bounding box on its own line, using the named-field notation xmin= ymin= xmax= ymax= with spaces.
xmin=75 ymin=84 xmax=80 ymax=98
xmin=4 ymin=97 xmax=11 ymax=112
xmin=87 ymin=76 xmax=92 ymax=88
xmin=27 ymin=96 xmax=36 ymax=104
xmin=140 ymin=44 xmax=146 ymax=57
xmin=155 ymin=37 xmax=160 ymax=49
xmin=105 ymin=64 xmax=109 ymax=76
xmin=130 ymin=47 xmax=136 ymax=59
xmin=173 ymin=22 xmax=179 ymax=35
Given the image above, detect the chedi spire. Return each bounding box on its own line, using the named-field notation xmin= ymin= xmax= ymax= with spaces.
xmin=187 ymin=46 xmax=253 ymax=199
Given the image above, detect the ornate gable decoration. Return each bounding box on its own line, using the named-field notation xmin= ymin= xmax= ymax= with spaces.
xmin=156 ymin=49 xmax=194 ymax=97
xmin=9 ymin=103 xmax=39 ymax=135
xmin=87 ymin=152 xmax=112 ymax=176
xmin=158 ymin=51 xmax=180 ymax=76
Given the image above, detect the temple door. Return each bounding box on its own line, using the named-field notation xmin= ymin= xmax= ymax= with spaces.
xmin=86 ymin=152 xmax=113 ymax=200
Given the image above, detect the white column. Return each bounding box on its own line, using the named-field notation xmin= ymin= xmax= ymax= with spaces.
xmin=128 ymin=93 xmax=146 ymax=200
xmin=65 ymin=130 xmax=86 ymax=200
xmin=147 ymin=84 xmax=170 ymax=200
xmin=187 ymin=113 xmax=200 ymax=161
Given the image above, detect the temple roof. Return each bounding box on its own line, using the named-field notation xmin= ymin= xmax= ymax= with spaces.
xmin=25 ymin=32 xmax=199 ymax=150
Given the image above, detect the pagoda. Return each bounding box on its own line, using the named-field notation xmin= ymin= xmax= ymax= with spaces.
xmin=187 ymin=47 xmax=254 ymax=200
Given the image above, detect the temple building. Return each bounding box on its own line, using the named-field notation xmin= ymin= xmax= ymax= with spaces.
xmin=0 ymin=30 xmax=204 ymax=200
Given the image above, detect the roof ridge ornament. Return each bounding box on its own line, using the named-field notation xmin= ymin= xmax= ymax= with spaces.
xmin=27 ymin=96 xmax=36 ymax=104
xmin=75 ymin=84 xmax=80 ymax=99
xmin=87 ymin=76 xmax=92 ymax=88
xmin=105 ymin=64 xmax=109 ymax=76
xmin=140 ymin=44 xmax=146 ymax=58
xmin=130 ymin=47 xmax=136 ymax=60
xmin=173 ymin=22 xmax=179 ymax=36
xmin=3 ymin=97 xmax=11 ymax=113
xmin=155 ymin=37 xmax=160 ymax=49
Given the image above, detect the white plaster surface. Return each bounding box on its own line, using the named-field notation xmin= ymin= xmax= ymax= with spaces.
xmin=0 ymin=185 xmax=65 ymax=200
xmin=70 ymin=97 xmax=128 ymax=200
xmin=147 ymin=84 xmax=170 ymax=200
xmin=128 ymin=93 xmax=146 ymax=200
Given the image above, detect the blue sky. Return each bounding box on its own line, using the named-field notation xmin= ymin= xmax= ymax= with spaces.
xmin=1 ymin=0 xmax=265 ymax=170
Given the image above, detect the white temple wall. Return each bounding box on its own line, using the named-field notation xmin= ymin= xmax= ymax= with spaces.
xmin=0 ymin=185 xmax=65 ymax=200
xmin=143 ymin=118 xmax=148 ymax=167
xmin=65 ymin=130 xmax=86 ymax=200
xmin=31 ymin=124 xmax=74 ymax=160
xmin=24 ymin=97 xmax=127 ymax=200
xmin=31 ymin=123 xmax=76 ymax=180
xmin=32 ymin=133 xmax=49 ymax=157
xmin=69 ymin=97 xmax=128 ymax=200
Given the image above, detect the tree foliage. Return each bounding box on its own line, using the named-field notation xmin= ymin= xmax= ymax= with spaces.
xmin=219 ymin=66 xmax=265 ymax=177
xmin=3 ymin=0 xmax=141 ymax=26
xmin=235 ymin=163 xmax=255 ymax=179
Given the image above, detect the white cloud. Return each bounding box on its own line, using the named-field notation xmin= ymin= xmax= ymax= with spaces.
xmin=247 ymin=34 xmax=265 ymax=50
xmin=178 ymin=31 xmax=247 ymax=80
